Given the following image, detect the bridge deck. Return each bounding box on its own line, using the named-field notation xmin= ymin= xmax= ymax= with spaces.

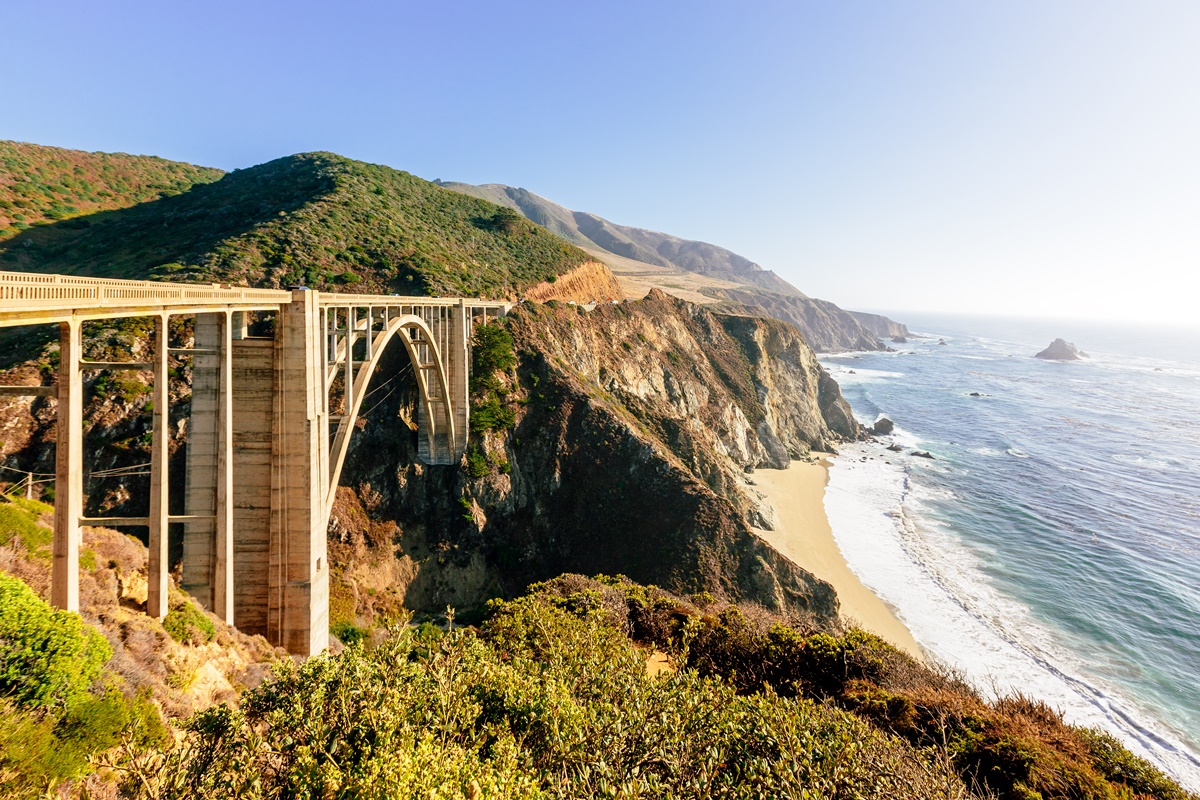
xmin=0 ymin=271 xmax=510 ymax=326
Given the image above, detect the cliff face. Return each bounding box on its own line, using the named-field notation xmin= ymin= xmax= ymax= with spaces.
xmin=523 ymin=261 xmax=624 ymax=303
xmin=329 ymin=291 xmax=862 ymax=626
xmin=847 ymin=310 xmax=909 ymax=340
xmin=713 ymin=290 xmax=887 ymax=352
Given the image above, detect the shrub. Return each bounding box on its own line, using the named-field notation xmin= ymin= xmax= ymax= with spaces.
xmin=471 ymin=323 xmax=516 ymax=383
xmin=0 ymin=574 xmax=112 ymax=711
xmin=133 ymin=592 xmax=970 ymax=799
xmin=163 ymin=598 xmax=216 ymax=645
xmin=469 ymin=323 xmax=518 ymax=435
xmin=0 ymin=501 xmax=52 ymax=556
xmin=331 ymin=620 xmax=368 ymax=646
xmin=466 ymin=446 xmax=490 ymax=478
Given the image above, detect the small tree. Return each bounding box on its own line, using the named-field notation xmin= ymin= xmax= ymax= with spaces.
xmin=490 ymin=207 xmax=523 ymax=234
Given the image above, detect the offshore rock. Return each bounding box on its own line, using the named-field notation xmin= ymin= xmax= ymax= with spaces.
xmin=1036 ymin=338 xmax=1087 ymax=360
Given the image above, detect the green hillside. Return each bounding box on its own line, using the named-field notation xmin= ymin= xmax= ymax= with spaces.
xmin=0 ymin=140 xmax=223 ymax=240
xmin=0 ymin=147 xmax=592 ymax=298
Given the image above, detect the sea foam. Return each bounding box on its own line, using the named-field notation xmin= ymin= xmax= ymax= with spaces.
xmin=824 ymin=443 xmax=1200 ymax=790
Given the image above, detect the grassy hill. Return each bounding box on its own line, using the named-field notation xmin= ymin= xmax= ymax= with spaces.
xmin=0 ymin=140 xmax=222 ymax=240
xmin=0 ymin=146 xmax=592 ymax=298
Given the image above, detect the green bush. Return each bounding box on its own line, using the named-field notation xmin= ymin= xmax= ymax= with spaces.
xmin=331 ymin=620 xmax=368 ymax=646
xmin=1079 ymin=728 xmax=1192 ymax=800
xmin=471 ymin=323 xmax=516 ymax=384
xmin=0 ymin=574 xmax=112 ymax=711
xmin=0 ymin=501 xmax=52 ymax=556
xmin=466 ymin=446 xmax=490 ymax=478
xmin=469 ymin=323 xmax=518 ymax=437
xmin=163 ymin=598 xmax=216 ymax=645
xmin=0 ymin=576 xmax=168 ymax=794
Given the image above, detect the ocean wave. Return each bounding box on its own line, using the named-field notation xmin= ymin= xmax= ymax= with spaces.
xmin=827 ymin=367 xmax=907 ymax=384
xmin=824 ymin=444 xmax=1200 ymax=790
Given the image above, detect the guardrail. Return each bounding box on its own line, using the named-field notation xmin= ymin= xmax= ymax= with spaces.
xmin=0 ymin=271 xmax=292 ymax=308
xmin=316 ymin=292 xmax=510 ymax=312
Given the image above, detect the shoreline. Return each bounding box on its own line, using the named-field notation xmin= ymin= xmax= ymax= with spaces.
xmin=752 ymin=454 xmax=924 ymax=660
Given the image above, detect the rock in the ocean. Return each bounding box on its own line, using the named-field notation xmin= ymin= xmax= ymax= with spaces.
xmin=892 ymin=335 xmax=908 ymax=343
xmin=872 ymin=416 xmax=895 ymax=435
xmin=886 ymin=443 xmax=904 ymax=452
xmin=911 ymin=450 xmax=935 ymax=459
xmin=1035 ymin=338 xmax=1087 ymax=360
xmin=938 ymin=339 xmax=947 ymax=346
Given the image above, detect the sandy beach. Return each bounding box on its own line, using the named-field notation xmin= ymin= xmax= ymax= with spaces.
xmin=752 ymin=456 xmax=924 ymax=659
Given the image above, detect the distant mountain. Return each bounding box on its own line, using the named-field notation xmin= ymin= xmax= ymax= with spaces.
xmin=439 ymin=181 xmax=907 ymax=351
xmin=1 ymin=147 xmax=592 ymax=298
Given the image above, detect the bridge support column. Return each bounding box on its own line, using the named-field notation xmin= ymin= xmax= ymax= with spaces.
xmin=451 ymin=300 xmax=469 ymax=456
xmin=52 ymin=319 xmax=83 ymax=613
xmin=182 ymin=312 xmax=235 ymax=624
xmin=229 ymin=336 xmax=274 ymax=638
xmin=269 ymin=291 xmax=329 ymax=656
xmin=148 ymin=314 xmax=170 ymax=620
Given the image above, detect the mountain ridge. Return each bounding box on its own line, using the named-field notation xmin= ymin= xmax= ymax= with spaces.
xmin=439 ymin=180 xmax=909 ymax=351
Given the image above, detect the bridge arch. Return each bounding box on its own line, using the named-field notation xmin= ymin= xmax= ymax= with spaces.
xmin=323 ymin=313 xmax=455 ymax=516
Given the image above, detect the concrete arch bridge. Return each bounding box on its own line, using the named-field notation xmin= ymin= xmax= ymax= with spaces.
xmin=0 ymin=271 xmax=509 ymax=654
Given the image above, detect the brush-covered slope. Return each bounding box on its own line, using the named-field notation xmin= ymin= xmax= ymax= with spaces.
xmin=0 ymin=140 xmax=223 ymax=240
xmin=441 ymin=181 xmax=909 ymax=351
xmin=0 ymin=147 xmax=593 ymax=298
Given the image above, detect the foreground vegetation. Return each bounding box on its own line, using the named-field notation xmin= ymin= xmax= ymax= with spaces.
xmin=4 ymin=557 xmax=1189 ymax=799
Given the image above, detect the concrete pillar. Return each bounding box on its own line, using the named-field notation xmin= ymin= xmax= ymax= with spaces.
xmin=52 ymin=319 xmax=82 ymax=612
xmin=147 ymin=314 xmax=170 ymax=619
xmin=182 ymin=312 xmax=235 ymax=623
xmin=183 ymin=314 xmax=220 ymax=611
xmin=229 ymin=337 xmax=275 ymax=637
xmin=450 ymin=300 xmax=469 ymax=456
xmin=214 ymin=312 xmax=234 ymax=623
xmin=269 ymin=291 xmax=329 ymax=655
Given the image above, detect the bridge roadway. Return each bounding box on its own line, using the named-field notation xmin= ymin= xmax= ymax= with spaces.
xmin=0 ymin=271 xmax=508 ymax=655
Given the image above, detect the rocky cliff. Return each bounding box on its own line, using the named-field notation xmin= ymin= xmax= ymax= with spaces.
xmin=712 ymin=289 xmax=891 ymax=353
xmin=523 ymin=261 xmax=624 ymax=303
xmin=847 ymin=310 xmax=910 ymax=340
xmin=328 ymin=290 xmax=862 ymax=628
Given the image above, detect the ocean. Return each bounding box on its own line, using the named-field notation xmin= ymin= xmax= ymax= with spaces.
xmin=820 ymin=313 xmax=1200 ymax=790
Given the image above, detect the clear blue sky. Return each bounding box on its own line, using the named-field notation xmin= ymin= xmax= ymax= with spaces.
xmin=6 ymin=1 xmax=1199 ymax=324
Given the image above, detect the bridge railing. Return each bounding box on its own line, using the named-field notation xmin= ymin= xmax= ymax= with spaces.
xmin=0 ymin=271 xmax=292 ymax=309
xmin=315 ymin=293 xmax=510 ymax=313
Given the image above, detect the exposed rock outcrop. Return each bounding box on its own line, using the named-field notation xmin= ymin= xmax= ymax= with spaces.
xmin=523 ymin=261 xmax=623 ymax=304
xmin=1036 ymin=338 xmax=1087 ymax=360
xmin=713 ymin=290 xmax=887 ymax=353
xmin=848 ymin=310 xmax=910 ymax=340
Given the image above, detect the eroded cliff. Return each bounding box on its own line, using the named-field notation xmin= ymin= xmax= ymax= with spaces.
xmin=328 ymin=290 xmax=862 ymax=627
